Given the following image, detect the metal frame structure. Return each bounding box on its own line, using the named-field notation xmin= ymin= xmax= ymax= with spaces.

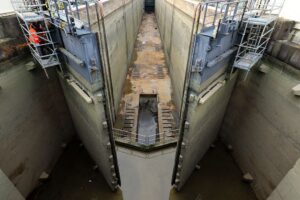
xmin=196 ymin=0 xmax=247 ymax=38
xmin=233 ymin=0 xmax=285 ymax=71
xmin=113 ymin=128 xmax=179 ymax=149
xmin=46 ymin=0 xmax=93 ymax=34
xmin=172 ymin=0 xmax=248 ymax=189
xmin=188 ymin=0 xmax=248 ymax=85
xmin=11 ymin=0 xmax=61 ymax=77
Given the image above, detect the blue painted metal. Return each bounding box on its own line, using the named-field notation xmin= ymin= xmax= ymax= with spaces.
xmin=172 ymin=0 xmax=249 ymax=190
xmin=191 ymin=21 xmax=239 ymax=84
xmin=60 ymin=30 xmax=102 ymax=85
xmin=187 ymin=0 xmax=249 ymax=88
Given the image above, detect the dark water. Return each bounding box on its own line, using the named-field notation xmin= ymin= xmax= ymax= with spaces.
xmin=138 ymin=95 xmax=158 ymax=145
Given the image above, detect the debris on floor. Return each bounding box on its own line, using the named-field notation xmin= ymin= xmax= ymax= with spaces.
xmin=243 ymin=173 xmax=254 ymax=183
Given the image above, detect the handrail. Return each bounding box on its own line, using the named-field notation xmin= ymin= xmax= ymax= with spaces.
xmin=112 ymin=128 xmax=179 ymax=146
xmin=112 ymin=128 xmax=179 ymax=138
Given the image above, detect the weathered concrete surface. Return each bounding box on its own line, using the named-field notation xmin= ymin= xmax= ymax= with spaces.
xmin=0 ymin=169 xmax=24 ymax=200
xmin=174 ymin=74 xmax=238 ymax=190
xmin=103 ymin=0 xmax=143 ymax=111
xmin=86 ymin=0 xmax=143 ymax=111
xmin=59 ymin=72 xmax=120 ymax=190
xmin=0 ymin=57 xmax=74 ymax=197
xmin=58 ymin=0 xmax=144 ymax=190
xmin=121 ymin=13 xmax=175 ymax=109
xmin=27 ymin=139 xmax=123 ymax=200
xmin=267 ymin=19 xmax=300 ymax=70
xmin=155 ymin=0 xmax=196 ymax=107
xmin=114 ymin=13 xmax=178 ymax=141
xmin=0 ymin=13 xmax=27 ymax=62
xmin=0 ymin=13 xmax=21 ymax=39
xmin=221 ymin=61 xmax=300 ymax=200
xmin=169 ymin=141 xmax=257 ymax=200
xmin=267 ymin=158 xmax=300 ymax=200
xmin=155 ymin=0 xmax=243 ymax=190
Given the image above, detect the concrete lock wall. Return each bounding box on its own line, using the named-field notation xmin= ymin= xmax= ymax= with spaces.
xmin=221 ymin=61 xmax=300 ymax=199
xmin=0 ymin=13 xmax=27 ymax=62
xmin=0 ymin=58 xmax=75 ymax=197
xmin=155 ymin=0 xmax=196 ymax=108
xmin=267 ymin=19 xmax=300 ymax=71
xmin=80 ymin=0 xmax=144 ymax=111
xmin=57 ymin=0 xmax=144 ymax=189
xmin=175 ymin=74 xmax=238 ymax=189
xmin=102 ymin=0 xmax=143 ymax=110
xmin=156 ymin=0 xmax=242 ymax=189
xmin=58 ymin=72 xmax=119 ymax=189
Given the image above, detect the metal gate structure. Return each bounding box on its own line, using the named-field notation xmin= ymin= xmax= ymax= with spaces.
xmin=10 ymin=0 xmax=121 ymax=190
xmin=172 ymin=0 xmax=285 ymax=190
xmin=172 ymin=0 xmax=248 ymax=190
xmin=10 ymin=0 xmax=286 ymax=192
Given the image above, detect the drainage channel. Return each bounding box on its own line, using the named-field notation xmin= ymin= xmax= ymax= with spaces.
xmin=113 ymin=12 xmax=179 ymax=151
xmin=137 ymin=94 xmax=158 ymax=146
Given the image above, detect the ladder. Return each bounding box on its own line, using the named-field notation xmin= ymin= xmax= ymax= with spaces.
xmin=10 ymin=0 xmax=61 ymax=78
xmin=233 ymin=0 xmax=285 ymax=71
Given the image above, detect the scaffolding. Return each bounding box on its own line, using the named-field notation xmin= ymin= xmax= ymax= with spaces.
xmin=10 ymin=0 xmax=61 ymax=77
xmin=233 ymin=0 xmax=285 ymax=71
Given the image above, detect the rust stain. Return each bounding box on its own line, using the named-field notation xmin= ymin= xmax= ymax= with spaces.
xmin=0 ymin=42 xmax=28 ymax=62
xmin=123 ymin=77 xmax=133 ymax=95
xmin=116 ymin=13 xmax=179 ymax=130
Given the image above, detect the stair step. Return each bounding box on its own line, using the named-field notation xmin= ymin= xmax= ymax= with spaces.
xmin=125 ymin=116 xmax=134 ymax=120
xmin=124 ymin=124 xmax=134 ymax=128
xmin=124 ymin=121 xmax=134 ymax=124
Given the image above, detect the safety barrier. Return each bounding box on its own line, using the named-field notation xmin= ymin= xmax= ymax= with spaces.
xmin=112 ymin=128 xmax=179 ymax=148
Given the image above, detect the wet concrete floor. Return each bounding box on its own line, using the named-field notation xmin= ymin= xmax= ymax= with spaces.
xmin=27 ymin=139 xmax=257 ymax=200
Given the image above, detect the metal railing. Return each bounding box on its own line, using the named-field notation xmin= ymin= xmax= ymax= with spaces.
xmin=246 ymin=0 xmax=285 ymax=17
xmin=194 ymin=0 xmax=248 ymax=37
xmin=10 ymin=0 xmax=61 ymax=77
xmin=113 ymin=128 xmax=179 ymax=147
xmin=233 ymin=0 xmax=285 ymax=71
xmin=46 ymin=0 xmax=94 ymax=33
